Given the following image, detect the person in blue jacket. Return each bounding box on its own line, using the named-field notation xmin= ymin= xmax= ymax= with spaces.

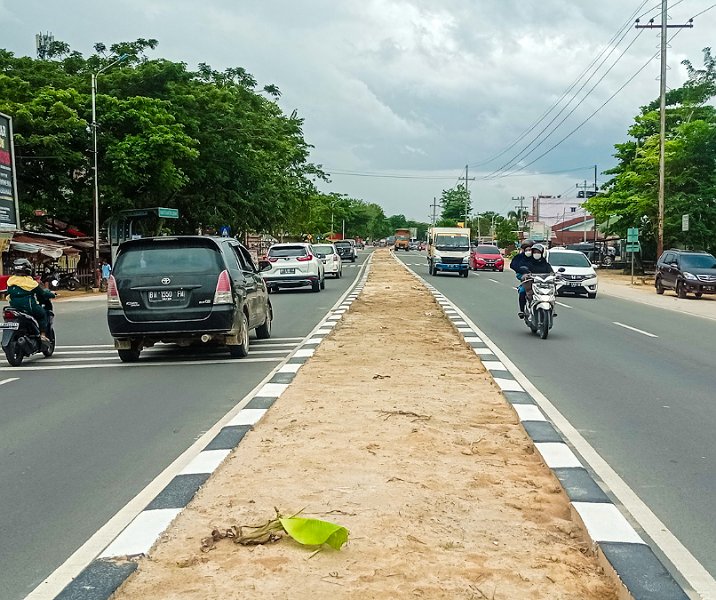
xmin=510 ymin=239 xmax=534 ymax=317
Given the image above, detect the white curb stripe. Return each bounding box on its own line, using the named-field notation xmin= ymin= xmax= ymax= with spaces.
xmin=535 ymin=442 xmax=582 ymax=468
xmin=573 ymin=502 xmax=644 ymax=544
xmin=256 ymin=383 xmax=289 ymax=398
xmin=277 ymin=363 xmax=302 ymax=374
xmin=513 ymin=404 xmax=546 ymax=422
xmin=179 ymin=449 xmax=231 ymax=475
xmin=473 ymin=348 xmax=494 ymax=356
xmin=482 ymin=361 xmax=507 ymax=371
xmin=493 ymin=378 xmax=524 ymax=392
xmin=100 ymin=509 xmax=182 ymax=558
xmin=294 ymin=348 xmax=315 ymax=358
xmin=228 ymin=408 xmax=267 ymax=426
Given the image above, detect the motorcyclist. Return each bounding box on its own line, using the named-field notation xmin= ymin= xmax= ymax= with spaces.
xmin=6 ymin=258 xmax=57 ymax=342
xmin=510 ymin=239 xmax=534 ymax=318
xmin=520 ymin=243 xmax=556 ymax=318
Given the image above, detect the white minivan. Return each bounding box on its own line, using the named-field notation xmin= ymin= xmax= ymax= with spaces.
xmin=546 ymin=247 xmax=599 ymax=298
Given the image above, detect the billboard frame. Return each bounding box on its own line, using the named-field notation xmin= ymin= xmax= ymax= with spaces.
xmin=0 ymin=111 xmax=20 ymax=231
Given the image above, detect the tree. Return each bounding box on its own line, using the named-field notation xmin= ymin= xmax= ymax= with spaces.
xmin=585 ymin=48 xmax=716 ymax=256
xmin=440 ymin=185 xmax=470 ymax=223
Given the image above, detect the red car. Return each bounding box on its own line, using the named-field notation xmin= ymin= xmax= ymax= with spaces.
xmin=470 ymin=244 xmax=504 ymax=271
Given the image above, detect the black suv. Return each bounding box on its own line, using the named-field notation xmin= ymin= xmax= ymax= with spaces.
xmin=107 ymin=236 xmax=272 ymax=362
xmin=655 ymin=249 xmax=716 ymax=298
xmin=334 ymin=240 xmax=356 ymax=262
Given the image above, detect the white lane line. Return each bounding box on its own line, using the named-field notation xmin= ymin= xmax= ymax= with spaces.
xmin=556 ymin=302 xmax=573 ymax=309
xmin=613 ymin=322 xmax=659 ymax=338
xmin=451 ymin=308 xmax=716 ymax=596
xmin=55 ymin=338 xmax=302 ymax=351
xmin=0 ymin=377 xmax=19 ymax=386
xmin=488 ymin=278 xmax=502 ymax=284
xmin=0 ymin=357 xmax=283 ymax=372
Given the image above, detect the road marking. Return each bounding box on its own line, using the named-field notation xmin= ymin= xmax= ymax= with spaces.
xmin=0 ymin=377 xmax=19 ymax=386
xmin=0 ymin=357 xmax=283 ymax=372
xmin=613 ymin=322 xmax=659 ymax=338
xmin=555 ymin=302 xmax=572 ymax=309
xmin=450 ymin=308 xmax=715 ymax=596
xmin=488 ymin=278 xmax=502 ymax=284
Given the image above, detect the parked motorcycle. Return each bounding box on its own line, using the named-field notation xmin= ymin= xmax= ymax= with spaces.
xmin=1 ymin=299 xmax=56 ymax=366
xmin=520 ymin=267 xmax=565 ymax=340
xmin=42 ymin=265 xmax=80 ymax=291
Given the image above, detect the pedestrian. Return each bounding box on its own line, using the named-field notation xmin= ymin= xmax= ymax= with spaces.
xmin=101 ymin=260 xmax=112 ymax=287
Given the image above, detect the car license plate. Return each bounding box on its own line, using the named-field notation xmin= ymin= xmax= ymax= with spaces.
xmin=0 ymin=322 xmax=19 ymax=329
xmin=321 ymin=259 xmax=327 ymax=264
xmin=280 ymin=268 xmax=295 ymax=274
xmin=148 ymin=289 xmax=186 ymax=302
xmin=568 ymin=282 xmax=581 ymax=287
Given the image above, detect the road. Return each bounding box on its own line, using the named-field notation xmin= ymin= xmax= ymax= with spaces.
xmin=395 ymin=251 xmax=716 ymax=590
xmin=0 ymin=251 xmax=371 ymax=600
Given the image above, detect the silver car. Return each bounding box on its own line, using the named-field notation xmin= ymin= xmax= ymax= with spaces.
xmin=312 ymin=243 xmax=343 ymax=278
xmin=261 ymin=243 xmax=325 ymax=293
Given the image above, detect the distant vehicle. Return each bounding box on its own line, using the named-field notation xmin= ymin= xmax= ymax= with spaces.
xmin=470 ymin=244 xmax=504 ymax=272
xmin=655 ymin=249 xmax=716 ymax=298
xmin=262 ymin=243 xmax=325 ymax=293
xmin=312 ymin=243 xmax=342 ymax=279
xmin=334 ymin=239 xmax=357 ymax=262
xmin=394 ymin=228 xmax=411 ymax=251
xmin=427 ymin=227 xmax=471 ymax=277
xmin=107 ymin=236 xmax=272 ymax=362
xmin=408 ymin=240 xmax=419 ymax=251
xmin=546 ymin=247 xmax=598 ymax=298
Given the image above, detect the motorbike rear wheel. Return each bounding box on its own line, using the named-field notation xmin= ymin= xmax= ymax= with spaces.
xmin=42 ymin=329 xmax=56 ymax=357
xmin=536 ymin=308 xmax=549 ymax=340
xmin=4 ymin=338 xmax=24 ymax=366
xmin=65 ymin=278 xmax=79 ymax=291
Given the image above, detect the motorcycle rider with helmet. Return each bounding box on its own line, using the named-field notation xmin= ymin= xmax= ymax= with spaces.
xmin=520 ymin=243 xmax=555 ymax=317
xmin=6 ymin=258 xmax=57 ymax=342
xmin=510 ymin=239 xmax=534 ymax=318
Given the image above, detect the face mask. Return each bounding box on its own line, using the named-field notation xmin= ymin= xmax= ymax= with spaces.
xmin=532 ymin=252 xmax=542 ymax=260
xmin=524 ymin=250 xmax=532 ymax=257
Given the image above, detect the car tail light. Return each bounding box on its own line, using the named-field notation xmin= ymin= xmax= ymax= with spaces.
xmin=107 ymin=275 xmax=121 ymax=308
xmin=296 ymin=254 xmax=313 ymax=262
xmin=267 ymin=256 xmax=278 ymax=263
xmin=213 ymin=270 xmax=233 ymax=304
xmin=3 ymin=308 xmax=15 ymax=320
xmin=333 ymin=254 xmax=339 ymax=261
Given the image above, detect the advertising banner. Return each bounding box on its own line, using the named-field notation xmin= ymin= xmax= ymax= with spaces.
xmin=0 ymin=112 xmax=20 ymax=229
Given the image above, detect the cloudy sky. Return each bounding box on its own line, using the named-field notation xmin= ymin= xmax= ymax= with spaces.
xmin=2 ymin=0 xmax=715 ymax=222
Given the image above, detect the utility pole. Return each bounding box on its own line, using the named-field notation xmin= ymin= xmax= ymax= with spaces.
xmin=576 ymin=180 xmax=596 ymax=243
xmin=429 ymin=197 xmax=439 ymax=229
xmin=512 ymin=196 xmax=526 ymax=240
xmin=636 ymin=3 xmax=693 ymax=257
xmin=458 ymin=164 xmax=475 ymax=227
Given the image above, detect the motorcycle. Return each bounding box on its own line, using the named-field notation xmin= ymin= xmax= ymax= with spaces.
xmin=1 ymin=299 xmax=56 ymax=366
xmin=42 ymin=265 xmax=80 ymax=291
xmin=519 ymin=267 xmax=565 ymax=340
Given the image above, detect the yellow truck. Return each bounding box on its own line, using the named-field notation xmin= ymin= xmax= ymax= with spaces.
xmin=394 ymin=228 xmax=411 ymax=251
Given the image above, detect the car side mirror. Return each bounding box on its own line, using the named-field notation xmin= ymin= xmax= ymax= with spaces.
xmin=258 ymin=260 xmax=272 ymax=272
xmin=557 ymin=267 xmax=566 ymax=273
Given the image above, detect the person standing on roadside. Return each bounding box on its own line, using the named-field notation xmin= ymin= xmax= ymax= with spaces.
xmin=101 ymin=260 xmax=112 ymax=288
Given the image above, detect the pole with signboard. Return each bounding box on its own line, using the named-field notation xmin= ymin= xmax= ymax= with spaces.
xmin=0 ymin=112 xmax=21 ymax=276
xmin=627 ymin=228 xmax=639 ymax=285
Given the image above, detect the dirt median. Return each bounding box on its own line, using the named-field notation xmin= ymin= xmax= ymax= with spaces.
xmin=112 ymin=249 xmax=618 ymax=599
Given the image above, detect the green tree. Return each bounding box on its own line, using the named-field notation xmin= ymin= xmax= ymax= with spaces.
xmin=440 ymin=185 xmax=471 ymax=223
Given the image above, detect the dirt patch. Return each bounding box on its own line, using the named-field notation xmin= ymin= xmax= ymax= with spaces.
xmin=112 ymin=249 xmax=618 ymax=600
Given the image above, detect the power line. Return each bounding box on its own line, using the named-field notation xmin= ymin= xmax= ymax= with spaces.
xmin=689 ymin=2 xmax=716 ymax=19
xmin=491 ymin=28 xmax=687 ymax=181
xmin=466 ymin=0 xmax=652 ymax=170
xmin=324 ymin=165 xmax=596 ymax=181
xmin=482 ymin=27 xmax=646 ymax=181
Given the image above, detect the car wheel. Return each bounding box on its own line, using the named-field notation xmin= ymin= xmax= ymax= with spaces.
xmin=588 ymin=292 xmax=597 ymax=299
xmin=351 ymin=257 xmax=356 ymax=263
xmin=677 ymin=281 xmax=688 ymax=299
xmin=228 ymin=313 xmax=250 ymax=357
xmin=655 ymin=277 xmax=665 ymax=295
xmin=311 ymin=280 xmax=321 ymax=292
xmin=118 ymin=340 xmax=141 ymax=363
xmin=255 ymin=306 xmax=272 ymax=339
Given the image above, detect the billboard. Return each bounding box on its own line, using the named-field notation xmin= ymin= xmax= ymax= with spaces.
xmin=0 ymin=112 xmax=20 ymax=229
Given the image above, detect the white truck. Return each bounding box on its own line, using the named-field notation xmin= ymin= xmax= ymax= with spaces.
xmin=427 ymin=227 xmax=471 ymax=277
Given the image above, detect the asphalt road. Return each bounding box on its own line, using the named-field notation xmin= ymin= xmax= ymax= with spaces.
xmin=395 ymin=251 xmax=716 ymax=586
xmin=0 ymin=251 xmax=371 ymax=600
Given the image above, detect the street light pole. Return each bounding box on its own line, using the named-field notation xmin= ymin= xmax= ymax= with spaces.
xmin=91 ymin=54 xmax=128 ymax=286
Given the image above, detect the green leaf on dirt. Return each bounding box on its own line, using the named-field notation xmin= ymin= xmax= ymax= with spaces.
xmin=279 ymin=516 xmax=349 ymax=550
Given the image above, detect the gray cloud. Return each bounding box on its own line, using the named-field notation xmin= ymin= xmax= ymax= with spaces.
xmin=2 ymin=0 xmax=714 ymax=220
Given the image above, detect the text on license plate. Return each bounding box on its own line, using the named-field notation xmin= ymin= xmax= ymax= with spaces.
xmin=0 ymin=322 xmax=20 ymax=329
xmin=280 ymin=268 xmax=295 ymax=274
xmin=568 ymin=282 xmax=581 ymax=286
xmin=148 ymin=290 xmax=186 ymax=302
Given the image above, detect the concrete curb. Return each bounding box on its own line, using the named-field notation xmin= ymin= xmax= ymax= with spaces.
xmin=395 ymin=254 xmax=689 ymax=600
xmin=49 ymin=258 xmax=374 ymax=600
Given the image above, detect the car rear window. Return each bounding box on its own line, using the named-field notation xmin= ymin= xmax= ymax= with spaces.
xmin=115 ymin=242 xmax=222 ymax=275
xmin=548 ymin=252 xmax=591 ymax=267
xmin=313 ymin=245 xmax=334 ymax=254
xmin=334 ymin=241 xmax=350 ymax=247
xmin=268 ymin=246 xmax=307 ymax=258
xmin=476 ymin=245 xmax=500 ymax=254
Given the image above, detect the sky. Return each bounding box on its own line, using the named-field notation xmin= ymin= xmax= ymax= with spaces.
xmin=2 ymin=0 xmax=715 ymax=222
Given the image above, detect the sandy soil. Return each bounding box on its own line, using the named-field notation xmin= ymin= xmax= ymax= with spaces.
xmin=111 ymin=250 xmax=618 ymax=600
